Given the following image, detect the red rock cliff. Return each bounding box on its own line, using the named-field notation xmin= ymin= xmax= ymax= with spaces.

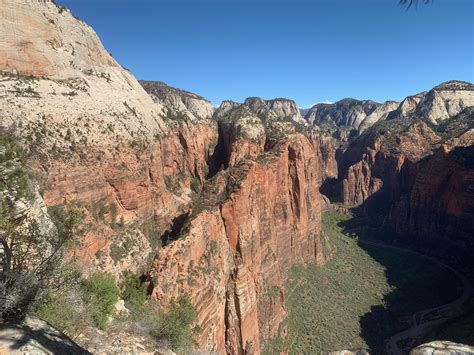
xmin=150 ymin=129 xmax=331 ymax=354
xmin=333 ymin=106 xmax=474 ymax=246
xmin=387 ymin=145 xmax=474 ymax=246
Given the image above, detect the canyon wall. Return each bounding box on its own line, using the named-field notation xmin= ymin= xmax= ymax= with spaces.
xmin=387 ymin=144 xmax=474 ymax=247
xmin=150 ymin=102 xmax=332 ymax=353
xmin=333 ymin=92 xmax=474 ymax=246
xmin=0 ymin=1 xmax=333 ymax=353
xmin=0 ymin=0 xmax=222 ymax=277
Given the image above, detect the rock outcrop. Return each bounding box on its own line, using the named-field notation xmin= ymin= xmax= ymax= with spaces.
xmin=0 ymin=0 xmax=220 ymax=277
xmin=331 ymin=84 xmax=474 ymax=245
xmin=388 ymin=144 xmax=474 ymax=247
xmin=241 ymin=97 xmax=307 ymax=124
xmin=139 ymin=80 xmax=215 ymax=121
xmin=387 ymin=80 xmax=474 ymax=124
xmin=0 ymin=1 xmax=333 ymax=353
xmin=329 ymin=350 xmax=370 ymax=355
xmin=0 ymin=315 xmax=90 ymax=354
xmin=409 ymin=341 xmax=474 ymax=355
xmin=305 ymin=98 xmax=399 ymax=132
xmin=149 ymin=103 xmax=332 ymax=353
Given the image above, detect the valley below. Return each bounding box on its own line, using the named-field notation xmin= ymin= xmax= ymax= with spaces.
xmin=0 ymin=1 xmax=473 ymax=354
xmin=264 ymin=211 xmax=472 ymax=355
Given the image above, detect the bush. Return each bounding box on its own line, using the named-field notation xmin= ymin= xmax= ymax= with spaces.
xmin=118 ymin=272 xmax=199 ymax=351
xmin=119 ymin=271 xmax=147 ymax=311
xmin=34 ymin=288 xmax=94 ymax=335
xmin=159 ymin=295 xmax=200 ymax=350
xmin=190 ymin=178 xmax=201 ymax=193
xmin=81 ymin=272 xmax=119 ymax=330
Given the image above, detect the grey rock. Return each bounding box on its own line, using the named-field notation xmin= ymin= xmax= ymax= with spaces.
xmin=409 ymin=341 xmax=474 ymax=355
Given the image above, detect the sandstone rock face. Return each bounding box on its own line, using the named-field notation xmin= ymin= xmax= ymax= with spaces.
xmin=242 ymin=97 xmax=307 ymax=124
xmin=140 ymin=80 xmax=215 ymax=121
xmin=0 ymin=2 xmax=333 ymax=353
xmin=333 ymin=84 xmax=473 ymax=245
xmin=409 ymin=341 xmax=474 ymax=355
xmin=387 ymin=81 xmax=474 ymax=124
xmin=388 ymin=145 xmax=474 ymax=246
xmin=150 ymin=104 xmax=332 ymax=353
xmin=358 ymin=101 xmax=401 ymax=132
xmin=305 ymin=98 xmax=399 ymax=132
xmin=0 ymin=0 xmax=219 ymax=276
xmin=338 ymin=120 xmax=440 ymax=206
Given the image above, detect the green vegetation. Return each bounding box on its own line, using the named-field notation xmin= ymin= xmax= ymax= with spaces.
xmin=118 ymin=271 xmax=200 ymax=350
xmin=34 ymin=288 xmax=94 ymax=334
xmin=37 ymin=269 xmax=200 ymax=350
xmin=190 ymin=177 xmax=201 ymax=193
xmin=164 ymin=175 xmax=181 ymax=195
xmin=35 ymin=272 xmax=119 ymax=331
xmin=264 ymin=211 xmax=462 ymax=354
xmin=163 ymin=108 xmax=190 ymax=122
xmin=1 ymin=130 xmax=84 ymax=322
xmin=82 ymin=272 xmax=120 ymax=330
xmin=0 ymin=132 xmax=31 ymax=200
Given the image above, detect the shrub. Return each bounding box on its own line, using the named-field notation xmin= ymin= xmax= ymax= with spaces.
xmin=119 ymin=271 xmax=147 ymax=311
xmin=190 ymin=177 xmax=201 ymax=193
xmin=159 ymin=295 xmax=200 ymax=350
xmin=109 ymin=243 xmax=126 ymax=263
xmin=34 ymin=288 xmax=94 ymax=335
xmin=81 ymin=272 xmax=119 ymax=330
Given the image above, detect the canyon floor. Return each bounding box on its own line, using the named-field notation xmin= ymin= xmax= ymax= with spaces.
xmin=263 ymin=211 xmax=471 ymax=354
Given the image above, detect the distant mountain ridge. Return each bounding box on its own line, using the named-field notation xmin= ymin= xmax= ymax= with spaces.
xmin=302 ymin=80 xmax=473 ymax=133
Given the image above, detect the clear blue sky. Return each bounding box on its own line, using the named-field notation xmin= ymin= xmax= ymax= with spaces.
xmin=58 ymin=0 xmax=473 ymax=107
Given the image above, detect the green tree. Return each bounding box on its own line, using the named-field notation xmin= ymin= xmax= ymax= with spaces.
xmin=0 ymin=130 xmax=82 ymax=321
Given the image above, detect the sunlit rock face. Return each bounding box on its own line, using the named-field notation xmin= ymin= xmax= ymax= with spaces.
xmin=305 ymin=98 xmax=399 ymax=131
xmin=149 ymin=102 xmax=333 ymax=353
xmin=409 ymin=341 xmax=474 ymax=355
xmin=387 ymin=81 xmax=474 ymax=124
xmin=0 ymin=0 xmax=218 ymax=277
xmin=0 ymin=2 xmax=335 ymax=353
xmin=139 ymin=80 xmax=215 ymax=121
xmin=329 ymin=350 xmax=369 ymax=355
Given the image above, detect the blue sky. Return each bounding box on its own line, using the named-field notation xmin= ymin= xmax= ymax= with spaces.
xmin=59 ymin=0 xmax=473 ymax=107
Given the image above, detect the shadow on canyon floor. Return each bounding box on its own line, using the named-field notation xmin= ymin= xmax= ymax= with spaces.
xmin=336 ymin=207 xmax=467 ymax=353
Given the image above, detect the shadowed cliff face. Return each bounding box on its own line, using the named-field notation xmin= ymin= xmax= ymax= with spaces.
xmin=388 ymin=145 xmax=474 ymax=247
xmin=329 ymin=104 xmax=474 ymax=247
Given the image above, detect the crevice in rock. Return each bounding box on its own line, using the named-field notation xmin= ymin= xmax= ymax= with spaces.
xmin=177 ymin=130 xmax=188 ymax=152
xmin=263 ymin=135 xmax=277 ymax=152
xmin=207 ymin=122 xmax=229 ymax=179
xmin=160 ymin=211 xmax=190 ymax=247
xmin=288 ymin=146 xmax=301 ymax=220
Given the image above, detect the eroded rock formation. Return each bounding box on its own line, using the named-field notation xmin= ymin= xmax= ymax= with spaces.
xmin=409 ymin=341 xmax=474 ymax=355
xmin=150 ymin=102 xmax=332 ymax=353
xmin=0 ymin=1 xmax=334 ymax=353
xmin=304 ymin=98 xmax=400 ymax=133
xmin=0 ymin=0 xmax=220 ymax=277
xmin=332 ymin=88 xmax=474 ymax=246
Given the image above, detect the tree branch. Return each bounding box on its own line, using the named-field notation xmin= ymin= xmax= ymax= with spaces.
xmin=0 ymin=235 xmax=12 ymax=273
xmin=400 ymin=0 xmax=433 ymax=9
